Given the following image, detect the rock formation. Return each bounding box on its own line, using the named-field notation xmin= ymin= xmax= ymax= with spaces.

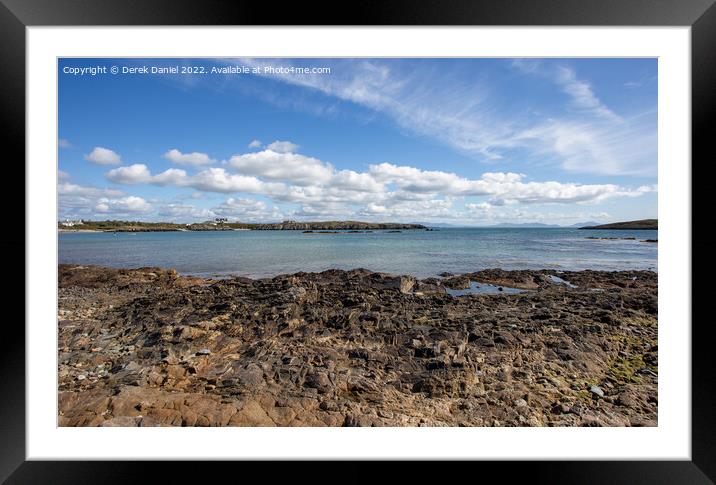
xmin=58 ymin=265 xmax=658 ymax=427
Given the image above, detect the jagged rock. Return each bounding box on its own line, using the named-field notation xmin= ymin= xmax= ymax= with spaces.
xmin=57 ymin=264 xmax=657 ymax=427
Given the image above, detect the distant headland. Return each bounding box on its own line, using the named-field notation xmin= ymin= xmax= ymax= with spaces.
xmin=58 ymin=219 xmax=427 ymax=232
xmin=579 ymin=219 xmax=658 ymax=230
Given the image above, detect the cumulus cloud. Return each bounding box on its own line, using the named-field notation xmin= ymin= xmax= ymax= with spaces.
xmin=266 ymin=140 xmax=300 ymax=153
xmin=213 ymin=197 xmax=283 ymax=221
xmin=95 ymin=196 xmax=151 ymax=214
xmin=331 ymin=169 xmax=384 ymax=193
xmin=228 ymin=149 xmax=333 ymax=185
xmin=360 ymin=198 xmax=454 ymax=219
xmin=465 ymin=202 xmax=611 ymax=225
xmin=59 ymin=186 xmax=124 ymax=219
xmin=150 ymin=197 xmax=284 ymax=223
xmin=191 ymin=168 xmax=271 ymax=193
xmin=106 ymin=164 xmax=152 ymax=184
xmin=58 ymin=138 xmax=72 ymax=149
xmin=152 ymin=168 xmax=189 ymax=186
xmin=59 ymin=182 xmax=123 ymax=198
xmin=58 ymin=170 xmax=71 ymax=180
xmin=162 ymin=149 xmax=215 ymax=166
xmin=57 ymin=181 xmax=147 ymax=220
xmin=105 ymin=148 xmax=655 ymax=217
xmin=248 ymin=139 xmax=263 ymax=149
xmin=367 ymin=163 xmax=643 ymax=204
xmin=107 ymin=164 xmax=278 ymax=194
xmin=157 ymin=203 xmax=214 ymax=220
xmin=84 ymin=146 xmax=122 ymax=165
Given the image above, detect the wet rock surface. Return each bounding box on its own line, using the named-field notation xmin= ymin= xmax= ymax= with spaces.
xmin=58 ymin=264 xmax=658 ymax=427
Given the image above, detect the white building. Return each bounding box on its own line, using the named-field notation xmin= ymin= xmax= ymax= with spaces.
xmin=60 ymin=219 xmax=84 ymax=227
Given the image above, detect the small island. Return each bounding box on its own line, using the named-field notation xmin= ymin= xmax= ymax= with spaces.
xmin=579 ymin=219 xmax=657 ymax=230
xmin=58 ymin=219 xmax=427 ymax=232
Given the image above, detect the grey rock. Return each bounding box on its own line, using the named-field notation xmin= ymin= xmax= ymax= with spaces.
xmin=589 ymin=385 xmax=605 ymax=398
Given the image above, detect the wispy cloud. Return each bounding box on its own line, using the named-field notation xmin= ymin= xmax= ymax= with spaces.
xmin=232 ymin=59 xmax=654 ymax=176
xmin=553 ymin=66 xmax=622 ymax=122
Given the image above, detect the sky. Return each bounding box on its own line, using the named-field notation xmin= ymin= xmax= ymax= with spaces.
xmin=58 ymin=57 xmax=657 ymax=226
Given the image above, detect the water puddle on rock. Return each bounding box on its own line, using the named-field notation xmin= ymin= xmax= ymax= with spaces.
xmin=445 ymin=281 xmax=527 ymax=296
xmin=548 ymin=274 xmax=578 ymax=288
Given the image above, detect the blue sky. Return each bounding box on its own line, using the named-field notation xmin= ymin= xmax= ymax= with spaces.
xmin=58 ymin=57 xmax=657 ymax=225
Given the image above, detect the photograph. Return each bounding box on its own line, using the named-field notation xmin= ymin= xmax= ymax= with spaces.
xmin=56 ymin=57 xmax=658 ymax=428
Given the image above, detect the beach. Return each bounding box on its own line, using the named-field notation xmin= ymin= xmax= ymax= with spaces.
xmin=58 ymin=263 xmax=657 ymax=427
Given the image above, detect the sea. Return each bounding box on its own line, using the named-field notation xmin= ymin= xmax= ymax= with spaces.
xmin=58 ymin=227 xmax=658 ymax=279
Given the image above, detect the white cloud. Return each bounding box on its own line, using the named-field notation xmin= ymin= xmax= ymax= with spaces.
xmin=359 ymin=198 xmax=454 ymax=220
xmin=213 ymin=197 xmax=283 ymax=221
xmin=465 ymin=202 xmax=612 ymax=225
xmin=84 ymin=146 xmax=122 ymax=165
xmin=105 ymin=148 xmax=655 ymax=217
xmin=107 ymin=164 xmax=277 ymax=195
xmin=369 ymin=163 xmax=476 ymax=194
xmin=248 ymin=139 xmax=263 ymax=149
xmin=152 ymin=168 xmax=189 ymax=186
xmin=162 ymin=148 xmax=215 ymax=166
xmin=331 ymin=169 xmax=384 ymax=192
xmin=368 ymin=162 xmax=653 ymax=205
xmin=508 ymin=117 xmax=657 ymax=176
xmin=510 ymin=59 xmax=542 ymax=74
xmin=59 ymin=138 xmax=72 ymax=149
xmin=266 ymin=140 xmax=300 ymax=153
xmin=191 ymin=168 xmax=271 ymax=193
xmin=59 ymin=182 xmax=123 ymax=198
xmin=58 ymin=170 xmax=71 ymax=180
xmin=228 ymin=149 xmax=333 ymax=186
xmin=152 ymin=197 xmax=283 ymax=223
xmin=157 ymin=203 xmax=214 ymax=221
xmin=95 ymin=195 xmax=151 ymax=214
xmin=466 ymin=202 xmax=493 ymax=212
xmin=238 ymin=59 xmax=506 ymax=160
xmin=238 ymin=59 xmax=655 ymax=177
xmin=554 ymin=66 xmax=621 ymax=122
xmin=58 ymin=179 xmax=174 ymax=221
xmin=106 ymin=164 xmax=152 ymax=184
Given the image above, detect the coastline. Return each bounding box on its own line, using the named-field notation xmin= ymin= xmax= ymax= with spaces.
xmin=58 ymin=228 xmax=101 ymax=233
xmin=58 ymin=264 xmax=657 ymax=427
xmin=58 ymin=221 xmax=428 ymax=233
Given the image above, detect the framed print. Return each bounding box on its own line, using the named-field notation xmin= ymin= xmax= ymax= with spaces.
xmin=3 ymin=0 xmax=713 ymax=482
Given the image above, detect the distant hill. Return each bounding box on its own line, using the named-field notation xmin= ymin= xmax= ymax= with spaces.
xmin=410 ymin=222 xmax=461 ymax=228
xmin=568 ymin=221 xmax=602 ymax=228
xmin=580 ymin=219 xmax=658 ymax=230
xmin=491 ymin=222 xmax=561 ymax=228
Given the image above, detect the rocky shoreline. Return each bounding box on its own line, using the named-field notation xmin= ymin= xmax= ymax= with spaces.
xmin=58 ymin=264 xmax=657 ymax=427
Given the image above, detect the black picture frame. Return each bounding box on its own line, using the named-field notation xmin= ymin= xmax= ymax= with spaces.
xmin=2 ymin=0 xmax=712 ymax=482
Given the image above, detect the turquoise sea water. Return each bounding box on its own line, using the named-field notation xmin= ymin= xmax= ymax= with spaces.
xmin=58 ymin=228 xmax=658 ymax=278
